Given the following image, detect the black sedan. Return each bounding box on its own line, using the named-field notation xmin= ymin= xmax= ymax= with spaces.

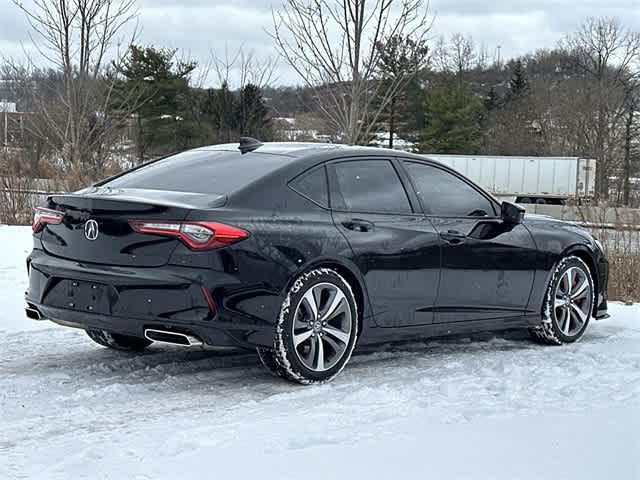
xmin=25 ymin=139 xmax=609 ymax=384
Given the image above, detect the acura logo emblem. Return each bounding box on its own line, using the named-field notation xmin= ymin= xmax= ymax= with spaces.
xmin=84 ymin=219 xmax=99 ymax=241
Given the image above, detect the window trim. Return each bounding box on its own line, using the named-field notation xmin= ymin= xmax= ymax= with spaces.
xmin=399 ymin=158 xmax=500 ymax=219
xmin=327 ymin=157 xmax=417 ymax=216
xmin=287 ymin=164 xmax=330 ymax=210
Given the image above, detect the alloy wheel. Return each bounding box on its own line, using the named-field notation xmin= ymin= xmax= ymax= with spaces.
xmin=553 ymin=266 xmax=593 ymax=337
xmin=292 ymin=282 xmax=353 ymax=372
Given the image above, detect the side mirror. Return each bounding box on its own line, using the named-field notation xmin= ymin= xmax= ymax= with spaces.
xmin=501 ymin=201 xmax=525 ymax=224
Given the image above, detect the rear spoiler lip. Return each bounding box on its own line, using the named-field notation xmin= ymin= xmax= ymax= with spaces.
xmin=48 ymin=187 xmax=227 ymax=210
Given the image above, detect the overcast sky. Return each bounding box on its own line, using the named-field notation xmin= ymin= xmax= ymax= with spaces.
xmin=1 ymin=0 xmax=639 ymax=87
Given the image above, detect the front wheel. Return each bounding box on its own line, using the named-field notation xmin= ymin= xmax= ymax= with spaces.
xmin=270 ymin=268 xmax=358 ymax=385
xmin=530 ymin=256 xmax=594 ymax=345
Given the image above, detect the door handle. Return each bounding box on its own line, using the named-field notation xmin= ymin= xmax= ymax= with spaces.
xmin=342 ymin=219 xmax=374 ymax=232
xmin=440 ymin=229 xmax=466 ymax=245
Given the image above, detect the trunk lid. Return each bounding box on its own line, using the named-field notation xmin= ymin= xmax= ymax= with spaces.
xmin=39 ymin=187 xmax=226 ymax=267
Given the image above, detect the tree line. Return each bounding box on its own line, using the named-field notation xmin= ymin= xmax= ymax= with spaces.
xmin=1 ymin=0 xmax=639 ymax=206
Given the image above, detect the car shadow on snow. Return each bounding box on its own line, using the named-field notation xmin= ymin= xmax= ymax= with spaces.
xmin=5 ymin=325 xmax=625 ymax=390
xmin=11 ymin=329 xmax=515 ymax=372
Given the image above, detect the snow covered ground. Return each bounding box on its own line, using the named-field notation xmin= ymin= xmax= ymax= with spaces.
xmin=1 ymin=225 xmax=639 ymax=480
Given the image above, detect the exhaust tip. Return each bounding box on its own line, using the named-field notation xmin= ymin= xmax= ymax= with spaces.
xmin=25 ymin=306 xmax=42 ymax=320
xmin=144 ymin=328 xmax=203 ymax=347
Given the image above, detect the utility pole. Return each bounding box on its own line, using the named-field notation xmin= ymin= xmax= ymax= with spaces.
xmin=3 ymin=109 xmax=7 ymax=151
xmin=1 ymin=99 xmax=9 ymax=151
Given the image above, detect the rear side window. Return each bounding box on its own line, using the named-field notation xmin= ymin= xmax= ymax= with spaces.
xmin=404 ymin=161 xmax=496 ymax=217
xmin=103 ymin=149 xmax=291 ymax=194
xmin=330 ymin=160 xmax=412 ymax=213
xmin=289 ymin=166 xmax=329 ymax=207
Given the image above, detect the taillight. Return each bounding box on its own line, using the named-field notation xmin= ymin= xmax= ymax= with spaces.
xmin=32 ymin=207 xmax=65 ymax=233
xmin=128 ymin=220 xmax=248 ymax=250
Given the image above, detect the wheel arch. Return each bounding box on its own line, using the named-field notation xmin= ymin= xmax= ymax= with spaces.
xmin=283 ymin=256 xmax=372 ymax=341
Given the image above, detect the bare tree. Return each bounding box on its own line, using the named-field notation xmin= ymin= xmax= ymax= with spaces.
xmin=432 ymin=36 xmax=449 ymax=72
xmin=562 ymin=17 xmax=640 ymax=202
xmin=433 ymin=33 xmax=476 ymax=79
xmin=450 ymin=33 xmax=476 ymax=78
xmin=10 ymin=0 xmax=141 ymax=187
xmin=0 ymin=149 xmax=37 ymax=224
xmin=271 ymin=0 xmax=432 ymax=145
xmin=209 ymin=46 xmax=277 ymax=91
xmin=621 ymin=81 xmax=640 ymax=205
xmin=476 ymin=42 xmax=490 ymax=71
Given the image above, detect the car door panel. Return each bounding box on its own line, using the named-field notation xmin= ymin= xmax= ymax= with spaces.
xmin=400 ymin=160 xmax=537 ymax=323
xmin=430 ymin=217 xmax=537 ymax=322
xmin=332 ymin=211 xmax=441 ymax=327
xmin=328 ymin=158 xmax=441 ymax=328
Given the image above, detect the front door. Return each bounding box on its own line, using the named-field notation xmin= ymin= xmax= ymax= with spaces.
xmin=328 ymin=158 xmax=441 ymax=327
xmin=401 ymin=160 xmax=537 ymax=323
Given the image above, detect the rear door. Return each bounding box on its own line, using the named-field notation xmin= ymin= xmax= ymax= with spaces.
xmin=401 ymin=160 xmax=537 ymax=323
xmin=328 ymin=158 xmax=440 ymax=327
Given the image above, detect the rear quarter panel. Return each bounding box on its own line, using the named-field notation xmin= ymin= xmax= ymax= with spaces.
xmin=182 ymin=181 xmax=370 ymax=340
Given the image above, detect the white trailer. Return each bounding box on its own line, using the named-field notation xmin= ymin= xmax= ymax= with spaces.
xmin=423 ymin=154 xmax=596 ymax=205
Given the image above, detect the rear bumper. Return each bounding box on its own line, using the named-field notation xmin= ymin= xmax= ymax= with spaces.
xmin=27 ymin=302 xmax=248 ymax=347
xmin=25 ymin=249 xmax=282 ymax=348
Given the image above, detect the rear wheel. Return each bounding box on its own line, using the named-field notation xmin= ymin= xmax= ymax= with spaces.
xmin=256 ymin=347 xmax=285 ymax=377
xmin=271 ymin=268 xmax=358 ymax=385
xmin=86 ymin=329 xmax=152 ymax=351
xmin=529 ymin=256 xmax=594 ymax=345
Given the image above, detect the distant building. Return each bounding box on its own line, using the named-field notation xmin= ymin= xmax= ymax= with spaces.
xmin=273 ymin=116 xmax=330 ymax=142
xmin=1 ymin=101 xmax=26 ymax=150
xmin=0 ymin=101 xmax=17 ymax=113
xmin=368 ymin=132 xmax=416 ymax=152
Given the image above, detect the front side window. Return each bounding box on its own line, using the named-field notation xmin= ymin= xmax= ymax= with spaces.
xmin=404 ymin=161 xmax=496 ymax=217
xmin=330 ymin=160 xmax=412 ymax=213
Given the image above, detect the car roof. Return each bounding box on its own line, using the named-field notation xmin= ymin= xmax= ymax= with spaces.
xmin=193 ymin=142 xmax=401 ymax=159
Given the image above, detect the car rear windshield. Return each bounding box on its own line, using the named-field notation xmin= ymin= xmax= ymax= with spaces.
xmin=103 ymin=149 xmax=292 ymax=194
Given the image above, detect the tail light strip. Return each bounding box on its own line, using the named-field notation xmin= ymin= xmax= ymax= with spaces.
xmin=128 ymin=220 xmax=248 ymax=250
xmin=32 ymin=207 xmax=65 ymax=233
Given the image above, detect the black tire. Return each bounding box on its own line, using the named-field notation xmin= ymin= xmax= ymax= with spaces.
xmin=529 ymin=256 xmax=594 ymax=345
xmin=535 ymin=198 xmax=547 ymax=205
xmin=86 ymin=329 xmax=152 ymax=351
xmin=519 ymin=197 xmax=532 ymax=204
xmin=273 ymin=268 xmax=358 ymax=385
xmin=256 ymin=347 xmax=285 ymax=378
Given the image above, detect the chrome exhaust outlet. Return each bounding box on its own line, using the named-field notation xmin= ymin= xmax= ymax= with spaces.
xmin=144 ymin=328 xmax=203 ymax=347
xmin=25 ymin=306 xmax=42 ymax=320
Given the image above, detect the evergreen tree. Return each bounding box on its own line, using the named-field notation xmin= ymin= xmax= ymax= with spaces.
xmin=236 ymin=83 xmax=272 ymax=140
xmin=508 ymin=60 xmax=529 ymax=99
xmin=484 ymin=87 xmax=500 ymax=111
xmin=202 ymin=82 xmax=237 ymax=143
xmin=419 ymin=80 xmax=482 ymax=154
xmin=116 ymin=45 xmax=196 ymax=162
xmin=375 ymin=34 xmax=429 ymax=148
